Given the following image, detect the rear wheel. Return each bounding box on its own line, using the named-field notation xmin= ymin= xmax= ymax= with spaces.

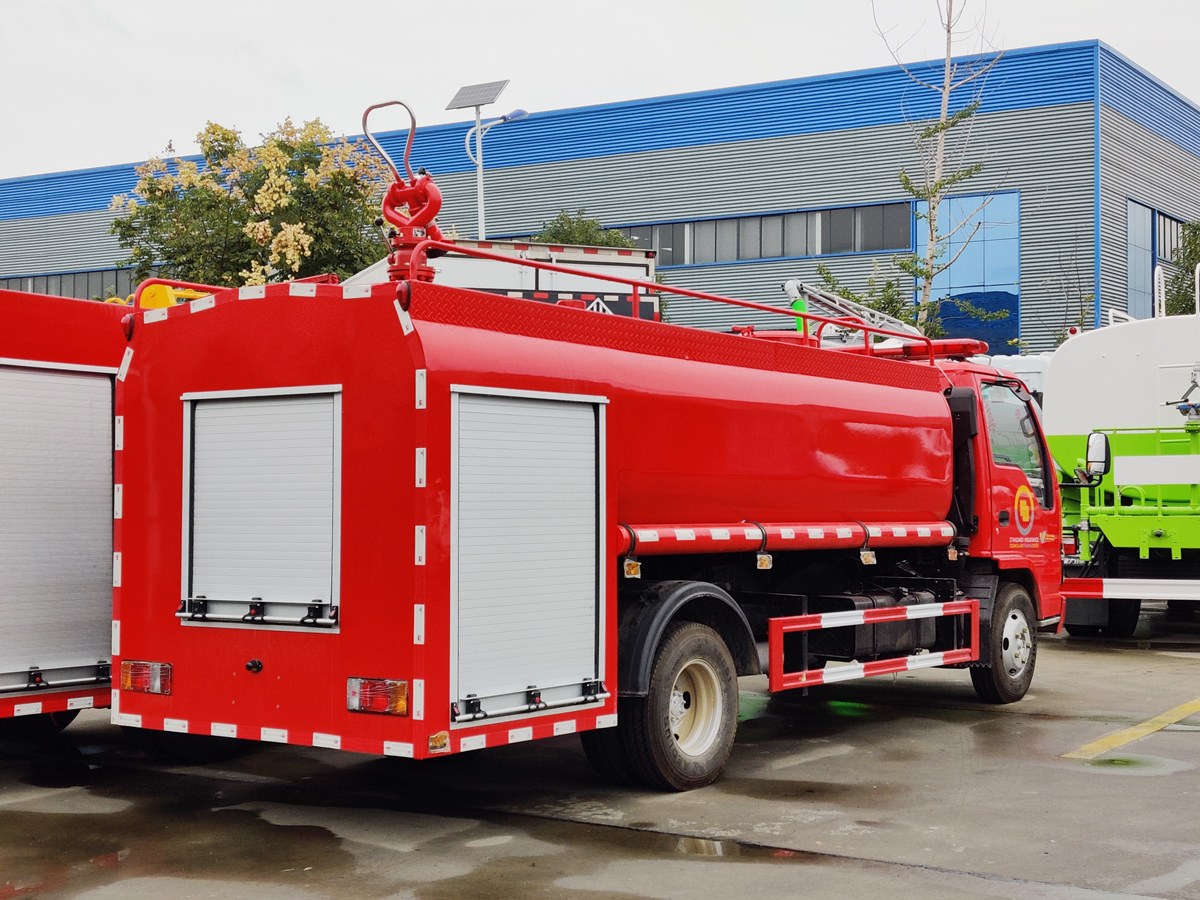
xmin=580 ymin=710 xmax=639 ymax=786
xmin=971 ymin=583 xmax=1036 ymax=704
xmin=1103 ymin=598 xmax=1141 ymax=638
xmin=623 ymin=621 xmax=738 ymax=791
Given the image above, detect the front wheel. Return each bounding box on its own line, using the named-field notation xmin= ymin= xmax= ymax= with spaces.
xmin=623 ymin=621 xmax=738 ymax=791
xmin=971 ymin=583 xmax=1037 ymax=704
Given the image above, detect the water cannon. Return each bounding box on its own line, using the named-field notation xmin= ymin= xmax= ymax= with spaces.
xmin=362 ymin=101 xmax=448 ymax=284
xmin=1167 ymin=362 xmax=1200 ymax=421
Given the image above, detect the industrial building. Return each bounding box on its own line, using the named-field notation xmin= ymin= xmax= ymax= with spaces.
xmin=2 ymin=39 xmax=1199 ymax=351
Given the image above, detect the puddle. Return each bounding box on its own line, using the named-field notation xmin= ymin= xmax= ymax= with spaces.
xmin=1081 ymin=754 xmax=1194 ymax=776
xmin=714 ymin=775 xmax=903 ymax=807
xmin=969 ymin=718 xmax=1046 ymax=757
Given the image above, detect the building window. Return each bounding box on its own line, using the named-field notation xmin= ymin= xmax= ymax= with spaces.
xmin=738 ymin=217 xmax=761 ymax=260
xmin=918 ymin=191 xmax=1020 ymax=346
xmin=617 ymin=201 xmax=911 ymax=267
xmin=1159 ymin=213 xmax=1183 ymax=265
xmin=715 ymin=220 xmax=738 ymax=262
xmin=882 ymin=204 xmax=911 ymax=251
xmin=692 ymin=221 xmax=716 ymax=264
xmin=1127 ymin=201 xmax=1154 ymax=319
xmin=0 ymin=267 xmax=136 ymax=301
xmin=1125 ymin=201 xmax=1185 ymax=319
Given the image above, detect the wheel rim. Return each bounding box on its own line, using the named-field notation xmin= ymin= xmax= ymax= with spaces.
xmin=1001 ymin=608 xmax=1033 ymax=678
xmin=668 ymin=657 xmax=722 ymax=757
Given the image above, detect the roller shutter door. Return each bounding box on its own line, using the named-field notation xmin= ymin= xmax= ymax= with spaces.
xmin=188 ymin=393 xmax=337 ymax=624
xmin=0 ymin=366 xmax=112 ymax=684
xmin=453 ymin=392 xmax=602 ymax=718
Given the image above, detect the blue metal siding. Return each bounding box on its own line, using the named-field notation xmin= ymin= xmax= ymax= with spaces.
xmin=0 ymin=41 xmax=1099 ymax=223
xmin=1099 ymin=44 xmax=1200 ymax=160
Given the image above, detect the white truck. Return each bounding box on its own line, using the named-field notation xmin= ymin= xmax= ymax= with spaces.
xmin=1045 ymin=269 xmax=1200 ymax=635
xmin=344 ymin=239 xmax=659 ymax=319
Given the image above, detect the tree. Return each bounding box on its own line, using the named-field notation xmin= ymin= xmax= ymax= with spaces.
xmin=531 ymin=210 xmax=637 ymax=248
xmin=815 ymin=262 xmax=945 ymax=336
xmin=870 ymin=0 xmax=1009 ymax=335
xmin=1167 ymin=221 xmax=1200 ymax=316
xmin=110 ymin=119 xmax=391 ymax=287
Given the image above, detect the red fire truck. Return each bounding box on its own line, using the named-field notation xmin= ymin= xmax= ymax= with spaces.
xmin=110 ymin=103 xmax=1062 ymax=789
xmin=0 ymin=291 xmax=128 ymax=735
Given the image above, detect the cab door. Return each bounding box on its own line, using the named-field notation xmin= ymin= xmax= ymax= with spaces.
xmin=979 ymin=380 xmax=1061 ymax=617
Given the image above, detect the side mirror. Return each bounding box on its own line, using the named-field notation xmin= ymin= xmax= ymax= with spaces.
xmin=1076 ymin=432 xmax=1110 ymax=485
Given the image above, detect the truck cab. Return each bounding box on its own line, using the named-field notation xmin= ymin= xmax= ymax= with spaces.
xmin=942 ymin=360 xmax=1062 ymax=626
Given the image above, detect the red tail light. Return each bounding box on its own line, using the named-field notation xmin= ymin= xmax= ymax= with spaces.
xmin=1063 ymin=535 xmax=1077 ymax=555
xmin=347 ymin=678 xmax=408 ymax=715
xmin=120 ymin=661 xmax=172 ymax=695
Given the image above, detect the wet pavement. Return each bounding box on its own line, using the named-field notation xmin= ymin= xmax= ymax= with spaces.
xmin=1 ymin=603 xmax=1199 ymax=899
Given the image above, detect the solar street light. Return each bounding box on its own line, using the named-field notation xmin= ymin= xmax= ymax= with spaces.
xmin=449 ymin=81 xmax=526 ymax=239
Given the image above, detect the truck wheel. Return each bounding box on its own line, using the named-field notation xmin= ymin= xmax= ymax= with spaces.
xmin=623 ymin=621 xmax=738 ymax=791
xmin=1103 ymin=598 xmax=1141 ymax=638
xmin=580 ymin=710 xmax=639 ymax=786
xmin=971 ymin=583 xmax=1036 ymax=704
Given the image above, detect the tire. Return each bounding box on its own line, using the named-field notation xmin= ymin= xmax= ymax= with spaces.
xmin=1102 ymin=598 xmax=1141 ymax=638
xmin=623 ymin=621 xmax=738 ymax=791
xmin=971 ymin=583 xmax=1037 ymax=704
xmin=0 ymin=709 xmax=79 ymax=741
xmin=580 ymin=711 xmax=640 ymax=786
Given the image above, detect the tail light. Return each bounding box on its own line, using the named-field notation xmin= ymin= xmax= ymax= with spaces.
xmin=1063 ymin=533 xmax=1077 ymax=555
xmin=120 ymin=661 xmax=172 ymax=695
xmin=347 ymin=678 xmax=408 ymax=715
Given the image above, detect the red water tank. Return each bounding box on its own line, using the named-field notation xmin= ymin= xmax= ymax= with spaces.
xmin=411 ymin=282 xmax=955 ymax=525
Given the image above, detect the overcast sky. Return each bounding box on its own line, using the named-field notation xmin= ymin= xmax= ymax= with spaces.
xmin=2 ymin=0 xmax=1198 ymax=180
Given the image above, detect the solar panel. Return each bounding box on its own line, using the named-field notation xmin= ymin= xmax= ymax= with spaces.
xmin=446 ymin=80 xmax=509 ymax=111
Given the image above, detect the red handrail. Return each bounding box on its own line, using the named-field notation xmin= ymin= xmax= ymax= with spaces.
xmin=406 ymin=239 xmax=937 ymax=363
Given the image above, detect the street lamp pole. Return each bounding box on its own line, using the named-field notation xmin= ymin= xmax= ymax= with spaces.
xmin=447 ymin=80 xmax=526 ymax=241
xmin=463 ymin=108 xmax=528 ymax=240
xmin=473 ymin=105 xmax=485 ymax=239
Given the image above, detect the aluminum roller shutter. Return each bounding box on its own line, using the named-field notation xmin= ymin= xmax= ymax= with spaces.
xmin=453 ymin=392 xmax=601 ymax=718
xmin=188 ymin=393 xmax=338 ymax=623
xmin=0 ymin=366 xmax=112 ymax=685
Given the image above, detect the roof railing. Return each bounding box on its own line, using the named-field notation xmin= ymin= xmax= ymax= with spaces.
xmin=406 ymin=239 xmax=937 ymax=363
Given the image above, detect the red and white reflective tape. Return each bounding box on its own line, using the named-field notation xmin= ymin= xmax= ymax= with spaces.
xmin=0 ymin=688 xmax=105 ymax=719
xmin=1062 ymin=577 xmax=1200 ymax=602
xmin=112 ymin=710 xmax=612 ymax=758
xmin=616 ymin=521 xmax=955 ymax=556
xmin=766 ymin=599 xmax=978 ymax=692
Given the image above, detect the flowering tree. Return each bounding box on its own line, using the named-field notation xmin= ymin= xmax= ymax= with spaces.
xmin=111 ymin=119 xmax=391 ymax=286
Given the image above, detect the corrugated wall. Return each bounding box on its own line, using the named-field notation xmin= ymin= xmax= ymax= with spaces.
xmin=0 ymin=104 xmax=1096 ymax=347
xmin=1098 ymin=113 xmax=1200 ymax=325
xmin=0 ymin=41 xmax=1100 ymax=223
xmin=0 ymin=208 xmax=124 ymax=278
xmin=434 ymin=104 xmax=1093 ymax=348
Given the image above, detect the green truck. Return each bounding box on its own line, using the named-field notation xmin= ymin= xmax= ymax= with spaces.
xmin=1042 ymin=281 xmax=1200 ymax=636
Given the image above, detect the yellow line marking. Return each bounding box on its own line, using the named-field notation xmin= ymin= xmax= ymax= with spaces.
xmin=1062 ymin=698 xmax=1200 ymax=760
